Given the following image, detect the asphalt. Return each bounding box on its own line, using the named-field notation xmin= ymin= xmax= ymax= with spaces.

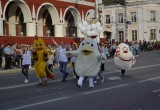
xmin=0 ymin=51 xmax=160 ymax=110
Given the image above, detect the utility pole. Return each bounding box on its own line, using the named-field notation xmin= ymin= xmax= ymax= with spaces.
xmin=95 ymin=0 xmax=99 ymax=19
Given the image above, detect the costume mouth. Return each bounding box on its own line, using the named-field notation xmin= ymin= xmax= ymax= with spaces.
xmin=82 ymin=49 xmax=93 ymax=55
xmin=123 ymin=50 xmax=128 ymax=53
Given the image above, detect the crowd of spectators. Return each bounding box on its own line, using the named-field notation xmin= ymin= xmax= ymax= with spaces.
xmin=0 ymin=40 xmax=160 ymax=71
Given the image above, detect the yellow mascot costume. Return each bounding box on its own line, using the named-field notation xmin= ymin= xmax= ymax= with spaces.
xmin=32 ymin=35 xmax=54 ymax=86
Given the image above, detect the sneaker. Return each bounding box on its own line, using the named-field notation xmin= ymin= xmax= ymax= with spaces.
xmin=24 ymin=79 xmax=29 ymax=83
xmin=72 ymin=75 xmax=76 ymax=79
xmin=93 ymin=80 xmax=97 ymax=84
xmin=76 ymin=84 xmax=82 ymax=88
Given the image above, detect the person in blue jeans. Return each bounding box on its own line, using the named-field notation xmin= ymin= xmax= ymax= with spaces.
xmin=52 ymin=38 xmax=69 ymax=81
xmin=4 ymin=44 xmax=12 ymax=70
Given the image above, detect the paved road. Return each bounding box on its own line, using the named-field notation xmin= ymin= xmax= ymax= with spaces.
xmin=0 ymin=51 xmax=160 ymax=110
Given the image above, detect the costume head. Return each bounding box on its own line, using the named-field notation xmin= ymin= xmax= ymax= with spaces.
xmin=115 ymin=43 xmax=132 ymax=60
xmin=33 ymin=35 xmax=45 ymax=51
xmin=77 ymin=37 xmax=99 ymax=56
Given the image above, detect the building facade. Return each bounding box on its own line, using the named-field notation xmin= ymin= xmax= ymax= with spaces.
xmin=101 ymin=0 xmax=160 ymax=42
xmin=0 ymin=0 xmax=95 ymax=38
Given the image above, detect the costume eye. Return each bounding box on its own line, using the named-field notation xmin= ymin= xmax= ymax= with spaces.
xmin=36 ymin=44 xmax=38 ymax=46
xmin=39 ymin=43 xmax=42 ymax=46
xmin=90 ymin=43 xmax=94 ymax=47
xmin=82 ymin=43 xmax=85 ymax=47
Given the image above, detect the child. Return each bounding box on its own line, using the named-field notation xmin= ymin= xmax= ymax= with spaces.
xmin=47 ymin=51 xmax=54 ymax=72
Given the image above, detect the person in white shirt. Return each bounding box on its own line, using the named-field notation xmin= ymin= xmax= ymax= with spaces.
xmin=52 ymin=38 xmax=69 ymax=82
xmin=21 ymin=45 xmax=31 ymax=83
xmin=70 ymin=44 xmax=79 ymax=79
xmin=47 ymin=51 xmax=54 ymax=72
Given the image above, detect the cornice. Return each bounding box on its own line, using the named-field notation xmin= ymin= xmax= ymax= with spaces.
xmin=57 ymin=0 xmax=95 ymax=7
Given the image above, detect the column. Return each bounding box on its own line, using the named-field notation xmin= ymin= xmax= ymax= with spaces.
xmin=26 ymin=22 xmax=36 ymax=36
xmin=54 ymin=24 xmax=64 ymax=37
xmin=0 ymin=18 xmax=3 ymax=36
xmin=77 ymin=28 xmax=84 ymax=38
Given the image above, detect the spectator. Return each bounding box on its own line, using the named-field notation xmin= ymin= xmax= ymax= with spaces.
xmin=0 ymin=44 xmax=3 ymax=69
xmin=135 ymin=42 xmax=139 ymax=56
xmin=4 ymin=44 xmax=12 ymax=70
xmin=111 ymin=43 xmax=117 ymax=57
xmin=105 ymin=44 xmax=110 ymax=59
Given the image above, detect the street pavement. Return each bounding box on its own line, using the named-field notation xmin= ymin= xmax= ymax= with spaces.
xmin=0 ymin=51 xmax=160 ymax=110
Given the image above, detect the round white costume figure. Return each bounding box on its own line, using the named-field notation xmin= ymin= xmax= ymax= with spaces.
xmin=114 ymin=43 xmax=136 ymax=75
xmin=66 ymin=37 xmax=106 ymax=88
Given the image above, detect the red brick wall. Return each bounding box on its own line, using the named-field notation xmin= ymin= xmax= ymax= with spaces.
xmin=0 ymin=36 xmax=106 ymax=45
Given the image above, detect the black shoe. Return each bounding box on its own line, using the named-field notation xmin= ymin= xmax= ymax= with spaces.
xmin=38 ymin=83 xmax=42 ymax=86
xmin=89 ymin=87 xmax=94 ymax=89
xmin=76 ymin=84 xmax=82 ymax=88
xmin=62 ymin=78 xmax=66 ymax=82
xmin=121 ymin=69 xmax=125 ymax=76
xmin=65 ymin=73 xmax=69 ymax=78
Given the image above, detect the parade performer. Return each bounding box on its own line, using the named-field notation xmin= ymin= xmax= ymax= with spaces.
xmin=32 ymin=35 xmax=54 ymax=86
xmin=66 ymin=37 xmax=106 ymax=89
xmin=114 ymin=43 xmax=136 ymax=76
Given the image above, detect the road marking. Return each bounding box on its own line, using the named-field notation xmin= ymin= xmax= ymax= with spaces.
xmin=104 ymin=63 xmax=160 ymax=75
xmin=138 ymin=76 xmax=160 ymax=83
xmin=152 ymin=89 xmax=160 ymax=93
xmin=0 ymin=64 xmax=160 ymax=91
xmin=0 ymin=77 xmax=72 ymax=91
xmin=106 ymin=76 xmax=122 ymax=80
xmin=83 ymin=84 xmax=129 ymax=95
xmin=8 ymin=97 xmax=70 ymax=110
xmin=130 ymin=64 xmax=160 ymax=71
xmin=36 ymin=89 xmax=44 ymax=92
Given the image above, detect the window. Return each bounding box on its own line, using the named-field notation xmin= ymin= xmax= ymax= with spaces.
xmin=106 ymin=15 xmax=110 ymax=24
xmin=132 ymin=30 xmax=137 ymax=41
xmin=150 ymin=11 xmax=156 ymax=21
xmin=131 ymin=12 xmax=136 ymax=22
xmin=119 ymin=31 xmax=124 ymax=42
xmin=150 ymin=29 xmax=156 ymax=40
xmin=118 ymin=13 xmax=123 ymax=23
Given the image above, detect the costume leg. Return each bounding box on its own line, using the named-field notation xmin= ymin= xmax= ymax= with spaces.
xmin=89 ymin=77 xmax=94 ymax=88
xmin=77 ymin=76 xmax=84 ymax=88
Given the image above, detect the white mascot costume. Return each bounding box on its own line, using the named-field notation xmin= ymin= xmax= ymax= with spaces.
xmin=66 ymin=21 xmax=106 ymax=89
xmin=114 ymin=43 xmax=136 ymax=75
xmin=66 ymin=37 xmax=106 ymax=88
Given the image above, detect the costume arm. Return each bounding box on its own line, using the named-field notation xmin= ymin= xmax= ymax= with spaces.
xmin=65 ymin=51 xmax=78 ymax=57
xmin=99 ymin=53 xmax=107 ymax=62
xmin=43 ymin=50 xmax=49 ymax=61
xmin=32 ymin=51 xmax=38 ymax=61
